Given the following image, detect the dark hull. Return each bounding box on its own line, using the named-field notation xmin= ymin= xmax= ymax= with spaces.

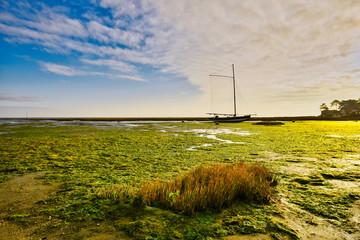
xmin=209 ymin=115 xmax=251 ymax=123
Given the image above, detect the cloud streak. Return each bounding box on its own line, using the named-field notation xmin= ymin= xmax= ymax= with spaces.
xmin=80 ymin=58 xmax=137 ymax=72
xmin=87 ymin=20 xmax=143 ymax=46
xmin=0 ymin=93 xmax=44 ymax=102
xmin=39 ymin=62 xmax=146 ymax=81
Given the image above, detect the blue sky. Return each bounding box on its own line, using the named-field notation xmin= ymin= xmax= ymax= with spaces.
xmin=1 ymin=0 xmax=360 ymax=117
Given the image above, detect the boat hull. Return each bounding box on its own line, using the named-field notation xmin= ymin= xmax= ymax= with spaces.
xmin=209 ymin=115 xmax=251 ymax=123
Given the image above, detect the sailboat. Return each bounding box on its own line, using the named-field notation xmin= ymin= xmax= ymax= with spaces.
xmin=207 ymin=64 xmax=251 ymax=123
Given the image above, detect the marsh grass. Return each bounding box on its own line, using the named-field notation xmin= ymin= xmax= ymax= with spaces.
xmin=98 ymin=162 xmax=277 ymax=215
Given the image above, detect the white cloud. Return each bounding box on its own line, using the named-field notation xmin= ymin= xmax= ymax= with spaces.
xmin=39 ymin=62 xmax=146 ymax=81
xmin=87 ymin=20 xmax=143 ymax=46
xmin=0 ymin=23 xmax=60 ymax=43
xmin=0 ymin=4 xmax=87 ymax=38
xmin=98 ymin=0 xmax=150 ymax=18
xmin=28 ymin=10 xmax=87 ymax=38
xmin=0 ymin=11 xmax=19 ymax=23
xmin=81 ymin=58 xmax=136 ymax=72
xmin=113 ymin=74 xmax=146 ymax=82
xmin=40 ymin=62 xmax=81 ymax=76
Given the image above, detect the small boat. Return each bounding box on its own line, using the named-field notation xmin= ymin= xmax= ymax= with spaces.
xmin=208 ymin=113 xmax=251 ymax=123
xmin=207 ymin=64 xmax=251 ymax=123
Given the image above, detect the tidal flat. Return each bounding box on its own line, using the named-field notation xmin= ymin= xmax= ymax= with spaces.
xmin=0 ymin=120 xmax=359 ymax=239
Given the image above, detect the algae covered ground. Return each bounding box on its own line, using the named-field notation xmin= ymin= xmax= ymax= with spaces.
xmin=0 ymin=120 xmax=359 ymax=239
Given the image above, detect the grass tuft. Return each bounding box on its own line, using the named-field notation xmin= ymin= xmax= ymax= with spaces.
xmin=99 ymin=162 xmax=277 ymax=215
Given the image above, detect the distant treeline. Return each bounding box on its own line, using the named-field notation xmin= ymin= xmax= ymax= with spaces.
xmin=320 ymin=98 xmax=360 ymax=116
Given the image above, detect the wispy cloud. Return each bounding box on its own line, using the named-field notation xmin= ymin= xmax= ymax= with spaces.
xmin=265 ymin=73 xmax=360 ymax=103
xmin=0 ymin=3 xmax=87 ymax=38
xmin=98 ymin=0 xmax=151 ymax=19
xmin=81 ymin=58 xmax=136 ymax=72
xmin=39 ymin=62 xmax=146 ymax=81
xmin=39 ymin=62 xmax=82 ymax=77
xmin=0 ymin=93 xmax=44 ymax=102
xmin=113 ymin=74 xmax=145 ymax=82
xmin=87 ymin=20 xmax=143 ymax=46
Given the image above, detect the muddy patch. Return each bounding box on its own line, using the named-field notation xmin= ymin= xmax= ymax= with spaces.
xmin=222 ymin=233 xmax=274 ymax=240
xmin=0 ymin=172 xmax=58 ymax=215
xmin=0 ymin=172 xmax=132 ymax=240
xmin=280 ymin=164 xmax=314 ymax=176
xmin=327 ymin=180 xmax=360 ymax=190
xmin=260 ymin=151 xmax=316 ymax=175
xmin=72 ymin=224 xmax=132 ymax=240
xmin=352 ymin=201 xmax=360 ymax=227
xmin=261 ymin=151 xmax=317 ymax=162
xmin=327 ymin=134 xmax=360 ymax=139
xmin=278 ymin=197 xmax=358 ymax=240
xmin=0 ymin=172 xmax=60 ymax=240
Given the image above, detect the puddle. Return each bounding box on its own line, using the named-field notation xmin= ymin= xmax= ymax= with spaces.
xmin=327 ymin=134 xmax=345 ymax=138
xmin=58 ymin=121 xmax=145 ymax=130
xmin=261 ymin=151 xmax=317 ymax=162
xmin=327 ymin=134 xmax=360 ymax=139
xmin=0 ymin=120 xmax=145 ymax=130
xmin=0 ymin=120 xmax=33 ymax=124
xmin=183 ymin=128 xmax=253 ymax=144
xmin=183 ymin=128 xmax=252 ymax=150
xmin=344 ymin=155 xmax=360 ymax=160
xmin=205 ymin=134 xmax=237 ymax=143
xmin=184 ymin=128 xmax=253 ymax=136
xmin=187 ymin=143 xmax=219 ymax=151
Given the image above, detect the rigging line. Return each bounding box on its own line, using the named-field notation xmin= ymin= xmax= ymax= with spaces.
xmin=209 ymin=75 xmax=213 ymax=113
xmin=209 ymin=74 xmax=233 ymax=78
xmin=209 ymin=64 xmax=232 ymax=76
xmin=236 ymin=77 xmax=257 ymax=115
xmin=209 ymin=69 xmax=234 ymax=116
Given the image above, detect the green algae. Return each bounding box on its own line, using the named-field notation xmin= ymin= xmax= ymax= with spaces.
xmin=293 ymin=174 xmax=325 ymax=185
xmin=321 ymin=171 xmax=360 ymax=181
xmin=252 ymin=121 xmax=285 ymax=126
xmin=1 ymin=120 xmax=360 ymax=238
xmin=286 ymin=182 xmax=358 ymax=227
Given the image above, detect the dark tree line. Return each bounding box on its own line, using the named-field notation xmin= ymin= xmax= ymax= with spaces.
xmin=320 ymin=98 xmax=360 ymax=116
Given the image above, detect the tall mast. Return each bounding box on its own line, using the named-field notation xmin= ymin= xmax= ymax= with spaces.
xmin=232 ymin=64 xmax=236 ymax=116
xmin=209 ymin=64 xmax=237 ymax=116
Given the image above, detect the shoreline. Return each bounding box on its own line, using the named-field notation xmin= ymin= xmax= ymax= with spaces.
xmin=0 ymin=116 xmax=359 ymax=122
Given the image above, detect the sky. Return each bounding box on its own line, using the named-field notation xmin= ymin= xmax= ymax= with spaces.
xmin=1 ymin=0 xmax=360 ymax=118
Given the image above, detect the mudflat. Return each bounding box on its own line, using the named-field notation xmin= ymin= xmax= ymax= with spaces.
xmin=0 ymin=120 xmax=359 ymax=239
